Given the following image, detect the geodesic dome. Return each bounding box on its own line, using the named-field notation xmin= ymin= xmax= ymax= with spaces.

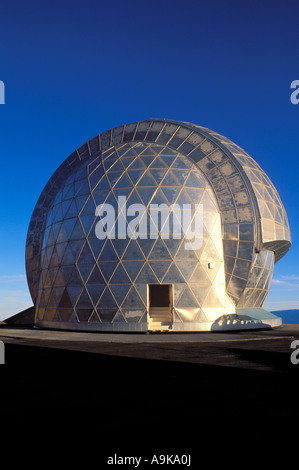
xmin=26 ymin=119 xmax=291 ymax=331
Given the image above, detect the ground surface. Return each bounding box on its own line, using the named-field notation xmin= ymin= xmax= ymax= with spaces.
xmin=0 ymin=324 xmax=298 ymax=466
xmin=0 ymin=323 xmax=298 ymax=370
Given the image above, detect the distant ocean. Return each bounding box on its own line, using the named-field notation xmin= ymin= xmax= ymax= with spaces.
xmin=271 ymin=310 xmax=299 ymax=324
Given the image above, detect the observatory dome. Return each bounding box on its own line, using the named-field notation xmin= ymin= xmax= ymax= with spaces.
xmin=26 ymin=119 xmax=291 ymax=331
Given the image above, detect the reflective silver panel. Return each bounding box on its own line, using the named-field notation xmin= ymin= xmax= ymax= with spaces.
xmin=25 ymin=119 xmax=290 ymax=331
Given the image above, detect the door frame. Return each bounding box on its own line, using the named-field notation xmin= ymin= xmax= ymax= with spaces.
xmin=147 ymin=283 xmax=174 ymax=322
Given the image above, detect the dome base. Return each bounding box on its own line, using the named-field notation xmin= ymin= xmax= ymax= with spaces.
xmin=35 ymin=308 xmax=281 ymax=332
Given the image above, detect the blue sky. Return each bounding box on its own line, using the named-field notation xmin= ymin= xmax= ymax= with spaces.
xmin=0 ymin=0 xmax=299 ymax=319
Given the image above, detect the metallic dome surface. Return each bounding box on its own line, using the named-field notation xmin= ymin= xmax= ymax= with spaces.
xmin=26 ymin=119 xmax=291 ymax=331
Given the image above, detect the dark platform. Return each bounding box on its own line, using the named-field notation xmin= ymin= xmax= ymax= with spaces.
xmin=0 ymin=323 xmax=298 ymax=369
xmin=0 ymin=324 xmax=298 ymax=465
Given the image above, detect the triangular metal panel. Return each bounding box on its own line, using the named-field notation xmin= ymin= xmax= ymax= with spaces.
xmin=136 ymin=262 xmax=159 ymax=283
xmin=149 ymin=188 xmax=169 ymax=207
xmin=162 ymin=262 xmax=185 ymax=283
xmin=47 ymin=290 xmax=57 ymax=308
xmin=70 ymin=219 xmax=85 ymax=240
xmin=98 ymin=261 xmax=118 ymax=282
xmin=148 ymin=260 xmax=172 ymax=282
xmin=88 ymin=237 xmax=106 ymax=261
xmin=49 ymin=247 xmax=59 ymax=267
xmin=136 ymin=171 xmax=157 ymax=187
xmin=61 ymin=199 xmax=73 ymax=218
xmin=80 ymin=196 xmax=96 ymax=216
xmin=113 ymin=172 xmax=133 ymax=189
xmin=86 ymin=284 xmax=105 ymax=305
xmin=86 ymin=265 xmax=106 ymax=285
xmin=97 ymin=287 xmax=118 ymax=308
xmin=202 ymin=285 xmax=224 ymax=308
xmin=56 ymin=222 xmax=68 ymax=244
xmin=53 ymin=286 xmax=65 ymax=305
xmin=122 ymin=261 xmax=144 ymax=282
xmin=184 ymin=188 xmax=204 ymax=206
xmin=76 ymin=288 xmax=94 ymax=309
xmin=58 ymin=289 xmax=73 ymax=309
xmin=77 ymin=264 xmax=94 ymax=283
xmin=64 ymin=218 xmax=77 ymax=238
xmin=97 ymin=308 xmax=118 ymax=322
xmin=121 ymin=239 xmax=144 ymax=261
xmin=161 ymin=170 xmax=181 ymax=187
xmin=173 ymin=283 xmax=186 ymax=304
xmin=174 ymin=260 xmax=198 ymax=282
xmin=77 ymin=242 xmax=96 ymax=265
xmin=189 ymin=263 xmax=212 ymax=285
xmin=135 ymin=187 xmax=155 ymax=207
xmin=89 ymin=166 xmax=105 ymax=189
xmin=76 ymin=308 xmax=93 ymax=322
xmin=109 ymin=263 xmax=131 ymax=284
xmin=121 ymin=286 xmax=145 ymax=309
xmin=109 ymin=284 xmax=131 ymax=307
xmin=52 ymin=222 xmax=62 ymax=241
xmin=128 ymin=157 xmax=147 ymax=170
xmin=176 ymin=285 xmax=200 ymax=308
xmin=201 ymin=191 xmax=218 ymax=212
xmin=148 ymin=237 xmax=172 ymax=260
xmin=134 ymin=284 xmax=147 ymax=306
xmin=127 ymin=169 xmax=145 ymax=185
xmin=112 ymin=310 xmax=127 ymax=323
xmin=58 ymin=308 xmax=74 ymax=322
xmin=79 ymin=214 xmax=96 ymax=236
xmin=53 ymin=268 xmax=65 ymax=287
xmin=159 ymin=187 xmax=181 ymax=205
xmin=189 ymin=283 xmax=210 ymax=306
xmin=88 ymin=310 xmax=101 ymax=322
xmin=98 ymin=239 xmax=118 ymax=262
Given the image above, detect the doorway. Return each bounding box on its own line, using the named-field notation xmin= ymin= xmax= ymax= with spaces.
xmin=148 ymin=284 xmax=173 ymax=324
